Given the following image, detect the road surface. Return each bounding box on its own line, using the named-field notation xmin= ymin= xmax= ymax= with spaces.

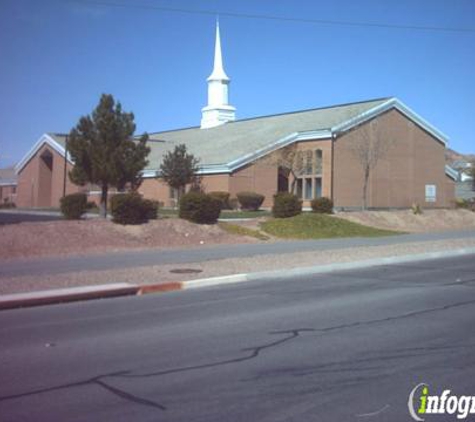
xmin=1 ymin=254 xmax=475 ymax=421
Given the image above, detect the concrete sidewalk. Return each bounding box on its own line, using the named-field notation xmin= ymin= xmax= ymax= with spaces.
xmin=2 ymin=243 xmax=475 ymax=310
xmin=2 ymin=229 xmax=475 ymax=279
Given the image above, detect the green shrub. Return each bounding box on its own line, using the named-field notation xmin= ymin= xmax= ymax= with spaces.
xmin=179 ymin=192 xmax=221 ymax=224
xmin=60 ymin=193 xmax=88 ymax=220
xmin=311 ymin=197 xmax=333 ymax=214
xmin=208 ymin=191 xmax=231 ymax=210
xmin=411 ymin=203 xmax=423 ymax=215
xmin=228 ymin=197 xmax=239 ymax=210
xmin=272 ymin=192 xmax=302 ymax=218
xmin=0 ymin=200 xmax=16 ymax=209
xmin=236 ymin=191 xmax=265 ymax=211
xmin=110 ymin=193 xmax=153 ymax=225
xmin=142 ymin=199 xmax=159 ymax=220
xmin=86 ymin=201 xmax=98 ymax=210
xmin=455 ymin=198 xmax=470 ymax=209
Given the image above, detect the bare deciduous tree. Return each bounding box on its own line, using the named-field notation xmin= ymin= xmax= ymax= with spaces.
xmin=263 ymin=144 xmax=307 ymax=194
xmin=347 ymin=119 xmax=394 ymax=210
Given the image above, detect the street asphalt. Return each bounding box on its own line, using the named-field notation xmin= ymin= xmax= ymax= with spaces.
xmin=1 ymin=228 xmax=475 ymax=278
xmin=1 ymin=254 xmax=474 ymax=421
xmin=0 ymin=211 xmax=62 ymax=225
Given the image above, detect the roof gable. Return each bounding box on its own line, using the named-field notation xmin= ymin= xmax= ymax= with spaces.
xmin=15 ymin=133 xmax=71 ymax=174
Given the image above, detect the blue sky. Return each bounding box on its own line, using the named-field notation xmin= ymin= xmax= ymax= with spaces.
xmin=0 ymin=0 xmax=474 ymax=167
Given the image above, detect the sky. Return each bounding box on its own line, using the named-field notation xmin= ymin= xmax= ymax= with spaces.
xmin=0 ymin=0 xmax=474 ymax=168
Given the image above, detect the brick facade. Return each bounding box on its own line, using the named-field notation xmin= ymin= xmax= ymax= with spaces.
xmin=15 ymin=108 xmax=455 ymax=209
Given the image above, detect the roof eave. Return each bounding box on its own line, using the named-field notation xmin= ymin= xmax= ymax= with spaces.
xmin=332 ymin=98 xmax=449 ymax=146
xmin=15 ymin=133 xmax=73 ymax=174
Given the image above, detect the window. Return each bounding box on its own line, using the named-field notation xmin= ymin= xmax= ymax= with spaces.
xmin=304 ymin=178 xmax=312 ymax=199
xmin=314 ymin=178 xmax=322 ymax=198
xmin=315 ymin=150 xmax=322 ymax=174
xmin=293 ymin=148 xmax=324 ymax=200
xmin=296 ymin=179 xmax=303 ymax=198
xmin=305 ymin=150 xmax=313 ymax=175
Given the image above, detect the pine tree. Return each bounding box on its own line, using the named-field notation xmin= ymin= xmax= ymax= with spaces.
xmin=159 ymin=144 xmax=200 ymax=204
xmin=68 ymin=94 xmax=150 ymax=217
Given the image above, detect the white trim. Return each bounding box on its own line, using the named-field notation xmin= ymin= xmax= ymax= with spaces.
xmin=15 ymin=133 xmax=72 ymax=174
xmin=146 ymin=129 xmax=332 ymax=178
xmin=332 ymin=98 xmax=449 ymax=145
xmin=445 ymin=165 xmax=459 ymax=181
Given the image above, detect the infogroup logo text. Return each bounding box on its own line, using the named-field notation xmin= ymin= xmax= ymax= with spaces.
xmin=408 ymin=383 xmax=475 ymax=421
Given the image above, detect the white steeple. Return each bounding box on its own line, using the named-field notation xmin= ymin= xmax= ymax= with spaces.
xmin=201 ymin=20 xmax=236 ymax=129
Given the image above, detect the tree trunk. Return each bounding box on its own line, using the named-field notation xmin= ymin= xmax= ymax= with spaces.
xmin=362 ymin=166 xmax=370 ymax=210
xmin=100 ymin=184 xmax=108 ymax=218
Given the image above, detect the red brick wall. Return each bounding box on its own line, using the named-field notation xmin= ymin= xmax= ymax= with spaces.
xmin=333 ymin=109 xmax=452 ymax=208
xmin=16 ymin=144 xmax=79 ymax=208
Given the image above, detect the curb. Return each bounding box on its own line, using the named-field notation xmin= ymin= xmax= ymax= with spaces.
xmin=174 ymin=247 xmax=475 ymax=291
xmin=2 ymin=247 xmax=475 ymax=310
xmin=0 ymin=283 xmax=139 ymax=310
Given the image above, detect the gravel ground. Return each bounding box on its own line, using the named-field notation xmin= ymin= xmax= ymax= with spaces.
xmin=2 ymin=238 xmax=475 ymax=295
xmin=0 ymin=218 xmax=261 ymax=260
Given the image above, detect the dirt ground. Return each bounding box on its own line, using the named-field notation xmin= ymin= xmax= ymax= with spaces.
xmin=0 ymin=218 xmax=260 ymax=260
xmin=335 ymin=209 xmax=475 ymax=233
xmin=0 ymin=209 xmax=474 ymax=260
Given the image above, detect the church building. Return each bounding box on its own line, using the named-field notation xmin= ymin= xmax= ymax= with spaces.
xmin=15 ymin=22 xmax=456 ymax=209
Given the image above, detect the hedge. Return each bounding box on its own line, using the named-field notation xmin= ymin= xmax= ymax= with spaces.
xmin=179 ymin=192 xmax=221 ymax=224
xmin=110 ymin=193 xmax=158 ymax=225
xmin=272 ymin=192 xmax=302 ymax=218
xmin=311 ymin=197 xmax=333 ymax=214
xmin=60 ymin=193 xmax=88 ymax=220
xmin=236 ymin=191 xmax=265 ymax=211
xmin=208 ymin=191 xmax=231 ymax=210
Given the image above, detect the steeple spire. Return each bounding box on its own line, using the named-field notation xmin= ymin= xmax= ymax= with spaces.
xmin=201 ymin=20 xmax=236 ymax=129
xmin=208 ymin=20 xmax=229 ymax=81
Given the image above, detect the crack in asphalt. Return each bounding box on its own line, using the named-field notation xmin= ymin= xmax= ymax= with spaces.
xmin=0 ymin=329 xmax=313 ymax=412
xmin=1 ymin=298 xmax=474 ymax=412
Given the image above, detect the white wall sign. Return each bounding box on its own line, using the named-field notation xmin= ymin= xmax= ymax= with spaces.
xmin=425 ymin=184 xmax=437 ymax=202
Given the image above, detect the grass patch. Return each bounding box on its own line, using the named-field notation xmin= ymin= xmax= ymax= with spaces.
xmin=219 ymin=210 xmax=271 ymax=219
xmin=260 ymin=213 xmax=402 ymax=239
xmin=158 ymin=209 xmax=271 ymax=219
xmin=218 ymin=222 xmax=270 ymax=240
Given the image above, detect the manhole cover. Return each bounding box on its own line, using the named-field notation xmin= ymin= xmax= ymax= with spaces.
xmin=169 ymin=268 xmax=203 ymax=274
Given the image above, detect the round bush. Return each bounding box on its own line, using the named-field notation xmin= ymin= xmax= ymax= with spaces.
xmin=60 ymin=193 xmax=88 ymax=220
xmin=142 ymin=199 xmax=159 ymax=220
xmin=236 ymin=191 xmax=265 ymax=211
xmin=110 ymin=193 xmax=151 ymax=225
xmin=179 ymin=192 xmax=221 ymax=224
xmin=208 ymin=191 xmax=231 ymax=210
xmin=311 ymin=197 xmax=333 ymax=214
xmin=272 ymin=192 xmax=302 ymax=218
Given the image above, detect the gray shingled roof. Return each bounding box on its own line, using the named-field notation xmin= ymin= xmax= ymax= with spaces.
xmin=144 ymin=98 xmax=389 ymax=171
xmin=48 ymin=98 xmax=391 ymax=172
